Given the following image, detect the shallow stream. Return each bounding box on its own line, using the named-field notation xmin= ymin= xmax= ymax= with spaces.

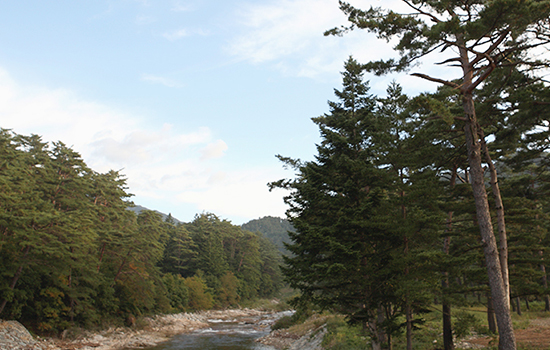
xmin=142 ymin=311 xmax=292 ymax=350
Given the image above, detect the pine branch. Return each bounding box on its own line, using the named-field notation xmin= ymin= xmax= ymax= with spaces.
xmin=469 ymin=30 xmax=510 ymax=68
xmin=410 ymin=73 xmax=459 ymax=88
xmin=401 ymin=0 xmax=442 ymax=23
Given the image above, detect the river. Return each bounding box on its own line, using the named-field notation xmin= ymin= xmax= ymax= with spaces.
xmin=139 ymin=311 xmax=293 ymax=350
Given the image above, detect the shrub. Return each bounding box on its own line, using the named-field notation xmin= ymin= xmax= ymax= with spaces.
xmin=272 ymin=315 xmax=294 ymax=330
xmin=454 ymin=311 xmax=482 ymax=339
xmin=184 ymin=275 xmax=214 ymax=310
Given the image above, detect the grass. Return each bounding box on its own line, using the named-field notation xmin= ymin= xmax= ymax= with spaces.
xmin=283 ymin=301 xmax=550 ymax=350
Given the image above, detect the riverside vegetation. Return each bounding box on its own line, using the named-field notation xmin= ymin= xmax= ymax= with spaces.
xmin=0 ymin=132 xmax=284 ymax=335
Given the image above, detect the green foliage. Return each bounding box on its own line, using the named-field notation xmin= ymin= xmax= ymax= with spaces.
xmin=218 ymin=271 xmax=239 ymax=307
xmin=323 ymin=316 xmax=369 ymax=350
xmin=271 ymin=315 xmax=294 ymax=331
xmin=161 ymin=273 xmax=189 ymax=312
xmin=453 ymin=311 xmax=484 ymax=339
xmin=242 ymin=216 xmax=294 ymax=255
xmin=273 ymin=58 xmax=444 ymax=348
xmin=0 ymin=129 xmax=285 ymax=334
xmin=184 ymin=275 xmax=214 ymax=311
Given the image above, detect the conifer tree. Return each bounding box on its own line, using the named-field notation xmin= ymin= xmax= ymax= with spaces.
xmin=160 ymin=222 xmax=198 ymax=278
xmin=327 ymin=2 xmax=550 ymax=348
xmin=273 ymin=58 xmax=413 ymax=349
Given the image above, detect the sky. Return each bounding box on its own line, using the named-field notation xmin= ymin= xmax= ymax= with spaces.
xmin=0 ymin=0 xmax=457 ymax=225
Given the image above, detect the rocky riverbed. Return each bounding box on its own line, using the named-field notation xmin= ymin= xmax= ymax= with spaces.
xmin=1 ymin=309 xmax=274 ymax=350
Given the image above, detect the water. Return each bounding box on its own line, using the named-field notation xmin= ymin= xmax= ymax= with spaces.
xmin=143 ymin=312 xmax=293 ymax=350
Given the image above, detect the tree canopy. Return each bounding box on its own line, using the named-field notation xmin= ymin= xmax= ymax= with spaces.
xmin=0 ymin=129 xmax=284 ymax=333
xmin=322 ymin=2 xmax=550 ymax=349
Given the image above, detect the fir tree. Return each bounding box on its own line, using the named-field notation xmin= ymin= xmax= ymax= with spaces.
xmin=273 ymin=58 xmax=412 ymax=349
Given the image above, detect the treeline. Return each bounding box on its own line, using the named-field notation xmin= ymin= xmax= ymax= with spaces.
xmin=0 ymin=129 xmax=283 ymax=333
xmin=273 ymin=58 xmax=550 ymax=349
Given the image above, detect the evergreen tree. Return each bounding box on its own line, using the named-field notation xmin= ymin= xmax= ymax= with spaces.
xmin=160 ymin=222 xmax=198 ymax=278
xmin=1 ymin=128 xmax=286 ymax=329
xmin=273 ymin=58 xmax=414 ymax=349
xmin=327 ymin=2 xmax=550 ymax=347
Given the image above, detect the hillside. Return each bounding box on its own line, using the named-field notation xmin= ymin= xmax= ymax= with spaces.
xmin=242 ymin=216 xmax=294 ymax=255
xmin=127 ymin=205 xmax=184 ymax=224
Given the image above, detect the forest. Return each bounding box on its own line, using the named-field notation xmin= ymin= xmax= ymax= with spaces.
xmin=270 ymin=1 xmax=550 ymax=349
xmin=0 ymin=129 xmax=284 ymax=333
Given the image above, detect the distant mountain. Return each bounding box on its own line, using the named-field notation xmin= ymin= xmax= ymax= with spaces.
xmin=242 ymin=216 xmax=294 ymax=255
xmin=127 ymin=205 xmax=184 ymax=225
xmin=126 ymin=207 xmax=293 ymax=253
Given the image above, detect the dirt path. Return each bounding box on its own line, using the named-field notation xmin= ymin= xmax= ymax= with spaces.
xmin=463 ymin=318 xmax=550 ymax=349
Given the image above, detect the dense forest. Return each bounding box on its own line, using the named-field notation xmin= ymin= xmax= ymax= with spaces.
xmin=0 ymin=129 xmax=284 ymax=333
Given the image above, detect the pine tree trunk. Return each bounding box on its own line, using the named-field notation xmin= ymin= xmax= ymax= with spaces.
xmin=97 ymin=242 xmax=107 ymax=272
xmin=406 ymin=302 xmax=413 ymax=350
xmin=113 ymin=249 xmax=133 ymax=285
xmin=480 ymin=131 xmax=510 ymax=308
xmin=457 ymin=32 xmax=515 ymax=349
xmin=443 ymin=167 xmax=456 ymax=350
xmin=462 ymin=95 xmax=516 ymax=350
xmin=443 ymin=301 xmax=453 ymax=350
xmin=368 ymin=310 xmax=386 ymax=350
xmin=442 ymin=227 xmax=454 ymax=350
xmin=539 ymin=250 xmax=550 ymax=311
xmin=515 ymin=297 xmax=521 ymax=316
xmin=377 ymin=306 xmax=388 ymax=349
xmin=487 ymin=292 xmax=497 ymax=333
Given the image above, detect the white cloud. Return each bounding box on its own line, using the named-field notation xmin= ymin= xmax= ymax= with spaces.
xmin=177 ymin=168 xmax=288 ymax=222
xmin=229 ymin=0 xmax=342 ymax=64
xmin=162 ymin=28 xmax=209 ymax=41
xmin=141 ymin=73 xmax=183 ymax=88
xmin=90 ymin=125 xmax=210 ymax=164
xmin=227 ymin=0 xmax=380 ymax=79
xmin=227 ymin=0 xmax=458 ymax=95
xmin=200 ymin=139 xmax=228 ymax=160
xmin=171 ymin=1 xmax=192 ymax=12
xmin=0 ymin=67 xmax=286 ymax=223
xmin=163 ymin=28 xmax=189 ymax=40
xmin=135 ymin=14 xmax=156 ymax=25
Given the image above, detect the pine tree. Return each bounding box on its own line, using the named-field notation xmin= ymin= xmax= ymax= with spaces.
xmin=327 ymin=2 xmax=550 ymax=347
xmin=160 ymin=222 xmax=198 ymax=278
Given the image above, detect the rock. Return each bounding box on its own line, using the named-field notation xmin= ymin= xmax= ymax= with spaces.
xmin=257 ymin=326 xmax=326 ymax=350
xmin=287 ymin=326 xmax=326 ymax=350
xmin=0 ymin=319 xmax=58 ymax=350
xmin=125 ymin=315 xmax=136 ymax=327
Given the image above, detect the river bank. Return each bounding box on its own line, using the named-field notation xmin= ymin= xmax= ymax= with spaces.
xmin=1 ymin=308 xmax=274 ymax=350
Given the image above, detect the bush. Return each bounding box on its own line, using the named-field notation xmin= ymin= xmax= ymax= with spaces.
xmin=272 ymin=315 xmax=294 ymax=330
xmin=322 ymin=316 xmax=368 ymax=350
xmin=218 ymin=271 xmax=239 ymax=307
xmin=454 ymin=311 xmax=482 ymax=339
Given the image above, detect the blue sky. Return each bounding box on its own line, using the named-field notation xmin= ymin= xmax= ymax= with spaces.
xmin=0 ymin=0 xmax=452 ymax=224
